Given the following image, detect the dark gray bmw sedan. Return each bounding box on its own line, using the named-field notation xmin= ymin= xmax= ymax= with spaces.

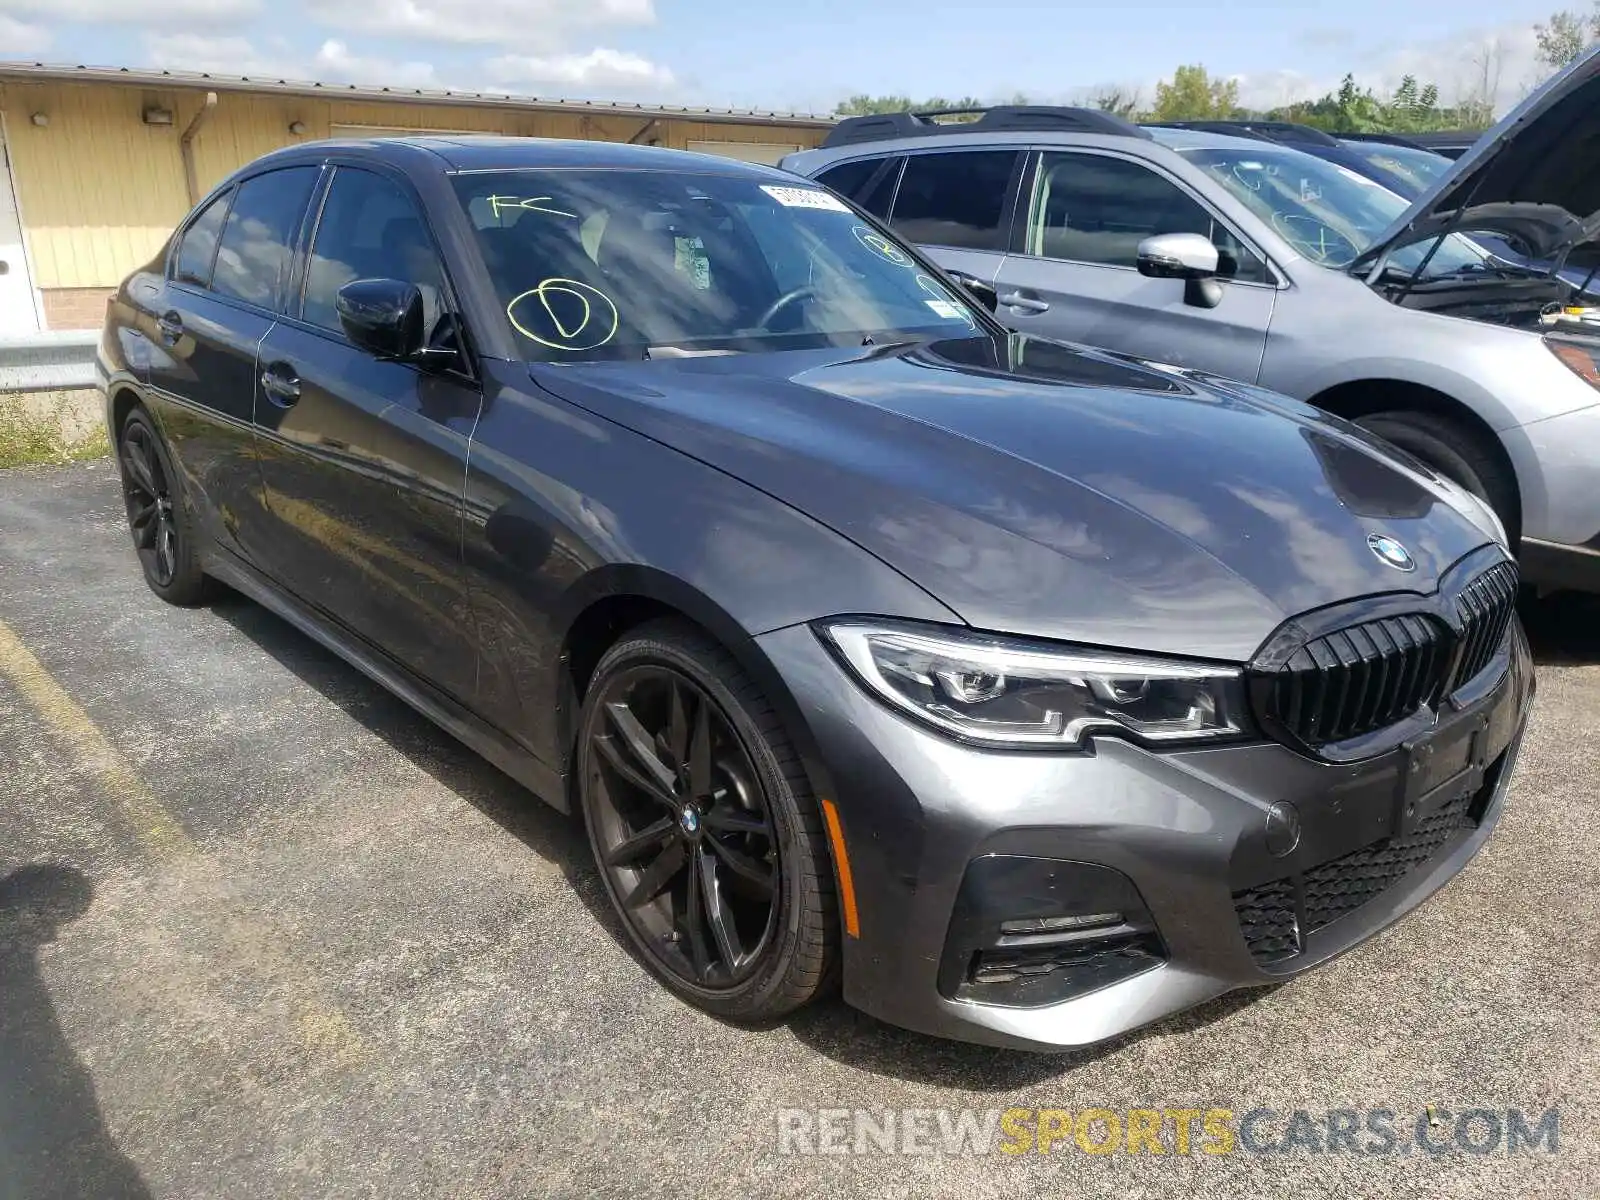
xmin=98 ymin=136 xmax=1532 ymax=1051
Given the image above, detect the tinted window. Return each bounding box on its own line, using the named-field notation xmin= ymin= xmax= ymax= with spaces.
xmin=817 ymin=159 xmax=880 ymax=200
xmin=1026 ymin=152 xmax=1268 ymax=282
xmin=816 ymin=157 xmax=900 ymax=218
xmin=302 ymin=168 xmax=448 ymax=337
xmin=210 ymin=167 xmax=319 ymax=309
xmin=889 ymin=151 xmax=1017 ymax=250
xmin=451 ymin=169 xmax=982 ymax=362
xmin=173 ymin=189 xmax=232 ymax=287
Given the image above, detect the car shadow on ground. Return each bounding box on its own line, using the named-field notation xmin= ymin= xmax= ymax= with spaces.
xmin=203 ymin=594 xmax=1304 ymax=1087
xmin=1519 ymin=589 xmax=1600 ymax=665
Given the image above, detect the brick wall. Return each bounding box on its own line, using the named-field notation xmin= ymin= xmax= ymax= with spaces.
xmin=42 ymin=288 xmax=114 ymax=331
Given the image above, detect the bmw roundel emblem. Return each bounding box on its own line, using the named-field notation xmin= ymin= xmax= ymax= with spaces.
xmin=1367 ymin=533 xmax=1416 ymax=572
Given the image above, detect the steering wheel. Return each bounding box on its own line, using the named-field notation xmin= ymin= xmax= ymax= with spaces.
xmin=1270 ymin=214 xmax=1360 ymax=266
xmin=755 ymin=286 xmax=820 ymax=331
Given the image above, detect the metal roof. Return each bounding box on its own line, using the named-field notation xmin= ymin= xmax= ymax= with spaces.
xmin=0 ymin=60 xmax=838 ymax=128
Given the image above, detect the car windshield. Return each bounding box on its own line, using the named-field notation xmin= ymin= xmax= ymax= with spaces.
xmin=450 ymin=169 xmax=983 ymax=362
xmin=1178 ymin=145 xmax=1486 ymax=277
xmin=1337 ymin=140 xmax=1452 ymax=196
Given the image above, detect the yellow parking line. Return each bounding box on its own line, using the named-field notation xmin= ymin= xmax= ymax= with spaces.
xmin=0 ymin=614 xmax=369 ymax=1067
xmin=0 ymin=616 xmax=192 ymax=861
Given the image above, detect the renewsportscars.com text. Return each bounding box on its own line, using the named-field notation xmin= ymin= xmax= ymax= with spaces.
xmin=775 ymin=1106 xmax=1561 ymax=1157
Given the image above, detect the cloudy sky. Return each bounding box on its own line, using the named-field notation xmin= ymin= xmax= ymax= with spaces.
xmin=0 ymin=0 xmax=1579 ymax=114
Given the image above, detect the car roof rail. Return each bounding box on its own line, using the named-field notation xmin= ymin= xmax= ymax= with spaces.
xmin=821 ymin=105 xmax=1152 ymax=149
xmin=1149 ymin=119 xmax=1343 ymax=147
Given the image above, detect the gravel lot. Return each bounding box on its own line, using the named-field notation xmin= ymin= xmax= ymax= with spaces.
xmin=2 ymin=459 xmax=1597 ymax=1199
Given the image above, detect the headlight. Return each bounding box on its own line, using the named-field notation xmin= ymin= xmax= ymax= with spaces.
xmin=818 ymin=620 xmax=1248 ymax=749
xmin=1544 ymin=335 xmax=1600 ymax=389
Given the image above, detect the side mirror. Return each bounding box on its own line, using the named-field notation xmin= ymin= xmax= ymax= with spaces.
xmin=1136 ymin=234 xmax=1225 ymax=309
xmin=1136 ymin=233 xmax=1220 ymax=280
xmin=336 ymin=278 xmax=425 ymax=360
xmin=946 ymin=270 xmax=999 ymax=314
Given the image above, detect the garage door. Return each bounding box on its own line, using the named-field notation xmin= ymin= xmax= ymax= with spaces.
xmin=686 ymin=141 xmax=804 ymax=166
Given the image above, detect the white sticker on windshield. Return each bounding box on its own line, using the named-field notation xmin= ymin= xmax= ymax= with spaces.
xmin=925 ymin=299 xmax=962 ymax=319
xmin=761 ymin=185 xmax=850 ymax=212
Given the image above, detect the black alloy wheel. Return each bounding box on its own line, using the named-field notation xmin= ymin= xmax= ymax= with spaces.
xmin=117 ymin=409 xmax=213 ymax=605
xmin=578 ymin=621 xmax=836 ymax=1020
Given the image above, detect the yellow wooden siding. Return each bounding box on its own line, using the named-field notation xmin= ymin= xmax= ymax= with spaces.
xmin=0 ymin=79 xmax=827 ymax=289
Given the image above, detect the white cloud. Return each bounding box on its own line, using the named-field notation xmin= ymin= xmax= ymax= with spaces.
xmin=0 ymin=0 xmax=256 ymax=26
xmin=304 ymin=0 xmax=654 ymax=50
xmin=0 ymin=13 xmax=50 ymax=52
xmin=142 ymin=34 xmax=441 ymax=89
xmin=486 ymin=47 xmax=673 ymax=92
xmin=1230 ymin=23 xmax=1550 ymax=117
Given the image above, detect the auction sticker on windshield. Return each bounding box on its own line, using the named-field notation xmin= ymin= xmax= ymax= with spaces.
xmin=762 ymin=185 xmax=852 ymax=212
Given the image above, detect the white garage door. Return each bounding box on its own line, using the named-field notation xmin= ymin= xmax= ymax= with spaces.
xmin=0 ymin=123 xmax=41 ymax=334
xmin=686 ymin=140 xmax=804 ymax=166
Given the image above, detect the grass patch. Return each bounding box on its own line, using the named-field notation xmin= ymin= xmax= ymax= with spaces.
xmin=0 ymin=395 xmax=110 ymax=468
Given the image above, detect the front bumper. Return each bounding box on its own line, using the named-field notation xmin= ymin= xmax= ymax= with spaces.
xmin=756 ymin=619 xmax=1535 ymax=1052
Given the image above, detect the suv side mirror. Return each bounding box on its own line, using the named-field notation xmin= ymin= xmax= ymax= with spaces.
xmin=1136 ymin=234 xmax=1225 ymax=309
xmin=336 ymin=278 xmax=425 ymax=359
xmin=946 ymin=270 xmax=999 ymax=313
xmin=1136 ymin=233 xmax=1219 ymax=280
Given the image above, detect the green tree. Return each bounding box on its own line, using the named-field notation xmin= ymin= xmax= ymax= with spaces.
xmin=1087 ymin=85 xmax=1141 ymax=118
xmin=836 ymin=94 xmax=985 ymax=118
xmin=1150 ymin=64 xmax=1240 ymax=120
xmin=1535 ymin=6 xmax=1599 ymax=70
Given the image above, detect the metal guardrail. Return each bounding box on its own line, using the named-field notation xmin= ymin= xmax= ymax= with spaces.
xmin=0 ymin=330 xmax=100 ymax=393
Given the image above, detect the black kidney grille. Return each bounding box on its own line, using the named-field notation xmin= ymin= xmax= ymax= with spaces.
xmin=1266 ymin=613 xmax=1448 ymax=746
xmin=1451 ymin=560 xmax=1519 ymax=692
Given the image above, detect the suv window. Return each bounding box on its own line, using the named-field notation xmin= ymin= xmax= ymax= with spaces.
xmin=302 ymin=167 xmax=448 ymax=337
xmin=1025 ymin=151 xmax=1269 ymax=283
xmin=889 ymin=151 xmax=1018 ymax=251
xmin=816 ymin=157 xmax=901 ymax=218
xmin=172 ymin=189 xmax=233 ymax=287
xmin=210 ymin=166 xmax=319 ymax=309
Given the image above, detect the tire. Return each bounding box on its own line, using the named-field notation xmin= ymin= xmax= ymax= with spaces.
xmin=576 ymin=618 xmax=837 ymax=1022
xmin=1354 ymin=409 xmax=1520 ymax=542
xmin=115 ymin=408 xmax=216 ymax=606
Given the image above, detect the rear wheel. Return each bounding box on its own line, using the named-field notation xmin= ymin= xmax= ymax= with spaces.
xmin=577 ymin=619 xmax=836 ymax=1022
xmin=117 ymin=409 xmax=215 ymax=606
xmin=1354 ymin=409 xmax=1520 ymax=542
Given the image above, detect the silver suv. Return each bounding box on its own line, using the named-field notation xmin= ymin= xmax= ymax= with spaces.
xmin=784 ymin=49 xmax=1600 ymax=593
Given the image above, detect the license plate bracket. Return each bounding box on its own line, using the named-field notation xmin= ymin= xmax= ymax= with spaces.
xmin=1393 ymin=712 xmax=1491 ymax=836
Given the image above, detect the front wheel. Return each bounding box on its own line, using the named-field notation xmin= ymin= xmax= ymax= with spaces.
xmin=116 ymin=409 xmax=215 ymax=606
xmin=577 ymin=619 xmax=837 ymax=1022
xmin=1354 ymin=409 xmax=1520 ymax=543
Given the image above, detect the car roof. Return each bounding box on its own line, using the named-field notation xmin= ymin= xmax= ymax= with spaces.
xmin=1143 ymin=126 xmax=1295 ymax=153
xmin=232 ymin=134 xmax=797 ymax=180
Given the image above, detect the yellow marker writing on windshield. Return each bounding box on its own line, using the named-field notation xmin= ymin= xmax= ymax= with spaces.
xmin=507 ymin=278 xmax=620 ymax=351
xmin=488 ymin=195 xmax=579 ymax=220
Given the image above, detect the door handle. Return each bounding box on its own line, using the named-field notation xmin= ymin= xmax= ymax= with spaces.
xmin=260 ymin=362 xmax=302 ymax=406
xmin=157 ymin=311 xmax=184 ymax=345
xmin=998 ymin=292 xmax=1051 ymax=314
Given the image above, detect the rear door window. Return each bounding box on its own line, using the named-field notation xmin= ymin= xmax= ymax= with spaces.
xmin=816 ymin=157 xmax=902 ymax=218
xmin=888 ymin=150 xmax=1019 ymax=250
xmin=210 ymin=166 xmax=320 ymax=310
xmin=172 ymin=189 xmax=233 ymax=287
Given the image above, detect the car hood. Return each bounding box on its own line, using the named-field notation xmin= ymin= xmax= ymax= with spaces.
xmin=528 ymin=334 xmax=1496 ymax=662
xmin=1358 ymin=43 xmax=1600 ymax=268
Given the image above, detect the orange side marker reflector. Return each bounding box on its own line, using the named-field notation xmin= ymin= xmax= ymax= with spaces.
xmin=819 ymin=798 xmax=861 ymax=938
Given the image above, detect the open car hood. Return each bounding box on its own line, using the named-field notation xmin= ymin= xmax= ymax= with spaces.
xmin=1355 ymin=43 xmax=1600 ymax=270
